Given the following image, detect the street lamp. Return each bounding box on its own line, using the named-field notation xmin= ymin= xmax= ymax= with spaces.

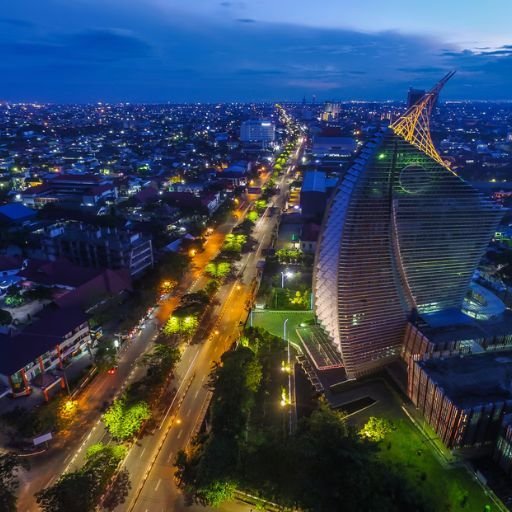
xmin=281 ymin=270 xmax=294 ymax=288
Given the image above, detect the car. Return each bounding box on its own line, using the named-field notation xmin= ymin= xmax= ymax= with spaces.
xmin=107 ymin=365 xmax=118 ymax=375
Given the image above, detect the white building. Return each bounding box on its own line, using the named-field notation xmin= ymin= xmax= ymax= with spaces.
xmin=240 ymin=120 xmax=275 ymax=143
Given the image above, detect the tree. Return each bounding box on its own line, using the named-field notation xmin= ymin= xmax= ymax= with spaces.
xmin=4 ymin=294 xmax=24 ymax=307
xmin=246 ymin=211 xmax=259 ymax=223
xmin=35 ymin=471 xmax=97 ymax=512
xmin=205 ymin=279 xmax=220 ymax=297
xmin=205 ymin=262 xmax=231 ymax=280
xmin=222 ymin=234 xmax=246 ymax=253
xmin=103 ymin=396 xmax=151 ymax=441
xmin=198 ymin=480 xmax=236 ymax=507
xmin=102 ymin=468 xmax=131 ymax=511
xmin=0 ymin=453 xmax=29 ymax=512
xmin=94 ymin=339 xmax=118 ymax=372
xmin=359 ymin=417 xmax=393 ymax=442
xmin=140 ymin=343 xmax=180 ymax=383
xmin=36 ymin=443 xmax=126 ymax=512
xmin=163 ymin=314 xmax=199 ymax=336
xmin=0 ymin=309 xmax=12 ymax=326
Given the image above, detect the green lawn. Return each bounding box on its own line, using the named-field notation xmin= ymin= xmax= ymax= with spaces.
xmin=249 ymin=310 xmax=314 ymax=344
xmin=380 ymin=418 xmax=496 ymax=512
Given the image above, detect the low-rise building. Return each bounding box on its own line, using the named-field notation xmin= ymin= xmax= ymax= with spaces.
xmin=20 ymin=174 xmax=117 ymax=209
xmin=0 ymin=307 xmax=92 ymax=400
xmin=19 ymin=258 xmax=132 ymax=310
xmin=300 ymin=171 xmax=337 ymax=218
xmin=408 ymin=351 xmax=512 ymax=449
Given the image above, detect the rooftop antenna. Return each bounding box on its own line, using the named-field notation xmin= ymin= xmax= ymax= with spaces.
xmin=390 ymin=71 xmax=455 ymax=167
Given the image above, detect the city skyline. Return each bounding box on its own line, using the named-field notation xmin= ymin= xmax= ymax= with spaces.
xmin=2 ymin=0 xmax=512 ymax=102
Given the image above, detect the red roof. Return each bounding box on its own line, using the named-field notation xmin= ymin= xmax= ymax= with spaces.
xmin=55 ymin=268 xmax=132 ymax=309
xmin=20 ymin=258 xmax=103 ymax=287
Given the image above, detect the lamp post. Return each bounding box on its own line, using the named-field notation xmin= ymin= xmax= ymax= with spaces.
xmin=281 ymin=270 xmax=294 ymax=288
xmin=283 ymin=318 xmax=292 ymax=435
xmin=60 ymin=367 xmax=71 ymax=395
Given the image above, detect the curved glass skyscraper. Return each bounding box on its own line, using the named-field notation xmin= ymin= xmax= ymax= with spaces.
xmin=313 ymin=75 xmax=503 ymax=378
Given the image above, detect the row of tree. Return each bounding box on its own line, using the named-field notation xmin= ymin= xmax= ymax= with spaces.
xmin=35 ymin=443 xmax=128 ymax=512
xmin=103 ymin=343 xmax=180 ymax=441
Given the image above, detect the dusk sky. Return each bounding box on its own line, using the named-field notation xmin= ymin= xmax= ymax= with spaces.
xmin=3 ymin=0 xmax=512 ymax=102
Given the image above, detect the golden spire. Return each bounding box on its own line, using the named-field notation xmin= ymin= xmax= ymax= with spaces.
xmin=390 ymin=71 xmax=455 ymax=168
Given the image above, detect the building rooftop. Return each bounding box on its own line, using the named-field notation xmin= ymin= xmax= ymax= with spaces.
xmin=302 ymin=171 xmax=327 ymax=193
xmin=418 ymin=350 xmax=512 ymax=409
xmin=0 ymin=307 xmax=88 ymax=375
xmin=418 ymin=306 xmax=512 ymax=344
xmin=0 ymin=203 xmax=37 ymax=221
xmin=20 ymin=258 xmax=103 ymax=287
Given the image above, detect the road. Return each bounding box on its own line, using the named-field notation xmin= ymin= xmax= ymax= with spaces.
xmin=123 ymin=146 xmax=299 ymax=512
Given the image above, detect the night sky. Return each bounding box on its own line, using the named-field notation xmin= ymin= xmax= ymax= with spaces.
xmin=2 ymin=0 xmax=512 ymax=102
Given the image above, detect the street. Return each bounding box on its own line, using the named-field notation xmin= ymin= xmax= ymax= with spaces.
xmin=124 ymin=173 xmax=289 ymax=512
xmin=122 ymin=148 xmax=296 ymax=512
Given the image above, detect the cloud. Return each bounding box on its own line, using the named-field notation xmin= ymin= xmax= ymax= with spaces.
xmin=219 ymin=1 xmax=247 ymax=8
xmin=1 ymin=1 xmax=512 ymax=101
xmin=0 ymin=28 xmax=152 ymax=64
xmin=66 ymin=28 xmax=152 ymax=60
xmin=397 ymin=66 xmax=447 ymax=74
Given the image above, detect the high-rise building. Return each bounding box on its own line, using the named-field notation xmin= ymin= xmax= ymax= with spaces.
xmin=407 ymin=87 xmax=426 ymax=108
xmin=239 ymin=120 xmax=275 ymax=143
xmin=313 ymin=73 xmax=503 ymax=378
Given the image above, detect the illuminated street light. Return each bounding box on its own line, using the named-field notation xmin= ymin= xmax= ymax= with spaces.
xmin=64 ymin=399 xmax=76 ymax=413
xmin=281 ymin=270 xmax=294 ymax=288
xmin=283 ymin=318 xmax=293 ymax=435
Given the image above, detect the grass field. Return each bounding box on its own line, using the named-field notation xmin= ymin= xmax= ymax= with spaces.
xmin=249 ymin=309 xmax=315 ymax=344
xmin=378 ymin=417 xmax=497 ymax=512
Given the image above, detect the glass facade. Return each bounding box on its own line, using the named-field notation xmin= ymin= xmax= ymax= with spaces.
xmin=313 ymin=128 xmax=503 ymax=378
